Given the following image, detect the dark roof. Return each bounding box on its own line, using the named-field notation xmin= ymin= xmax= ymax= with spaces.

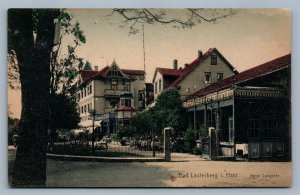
xmin=121 ymin=69 xmax=145 ymax=75
xmin=79 ymin=66 xmax=144 ymax=84
xmin=190 ymin=54 xmax=291 ymax=99
xmin=93 ymin=66 xmax=110 ymax=78
xmin=157 ymin=68 xmax=181 ymax=77
xmin=152 ymin=67 xmax=181 ymax=83
xmin=79 ymin=70 xmax=98 ymax=83
xmin=169 ymin=48 xmax=237 ymax=88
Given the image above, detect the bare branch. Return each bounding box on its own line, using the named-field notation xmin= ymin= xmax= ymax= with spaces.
xmin=109 ymin=8 xmax=237 ymax=34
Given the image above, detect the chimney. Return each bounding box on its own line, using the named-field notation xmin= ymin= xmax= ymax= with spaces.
xmin=173 ymin=59 xmax=178 ymax=69
xmin=184 ymin=63 xmax=189 ymax=68
xmin=198 ymin=50 xmax=203 ymax=58
xmin=94 ymin=66 xmax=98 ymax=71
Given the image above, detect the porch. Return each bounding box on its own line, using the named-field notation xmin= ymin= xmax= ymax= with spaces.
xmin=184 ymin=86 xmax=290 ymax=161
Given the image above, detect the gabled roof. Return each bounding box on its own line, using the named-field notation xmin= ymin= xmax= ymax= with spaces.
xmin=93 ymin=66 xmax=110 ymax=78
xmin=157 ymin=68 xmax=181 ymax=77
xmin=168 ymin=48 xmax=237 ymax=88
xmin=189 ymin=53 xmax=291 ymax=99
xmin=78 ymin=61 xmax=144 ymax=85
xmin=80 ymin=70 xmax=98 ymax=83
xmin=152 ymin=68 xmax=181 ymax=83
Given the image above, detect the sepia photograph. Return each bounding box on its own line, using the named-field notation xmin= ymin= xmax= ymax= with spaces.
xmin=7 ymin=8 xmax=291 ymax=188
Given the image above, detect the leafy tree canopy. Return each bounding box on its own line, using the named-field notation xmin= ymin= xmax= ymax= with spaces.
xmin=51 ymin=94 xmax=80 ymax=130
xmin=155 ymin=88 xmax=186 ymax=133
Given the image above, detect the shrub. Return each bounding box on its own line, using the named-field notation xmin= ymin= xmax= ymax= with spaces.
xmin=184 ymin=128 xmax=196 ymax=153
xmin=199 ymin=125 xmax=208 ymax=138
xmin=192 ymin=146 xmax=201 ymax=155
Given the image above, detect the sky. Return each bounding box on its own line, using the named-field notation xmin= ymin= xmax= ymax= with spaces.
xmin=8 ymin=8 xmax=291 ymax=118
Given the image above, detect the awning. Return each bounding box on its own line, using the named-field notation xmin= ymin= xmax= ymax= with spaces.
xmin=78 ymin=120 xmax=102 ymax=128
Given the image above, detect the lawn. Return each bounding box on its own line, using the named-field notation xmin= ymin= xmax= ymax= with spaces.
xmin=47 ymin=144 xmax=143 ymax=157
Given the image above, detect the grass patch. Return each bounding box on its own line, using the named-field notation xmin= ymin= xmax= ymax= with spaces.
xmin=48 ymin=144 xmax=143 ymax=157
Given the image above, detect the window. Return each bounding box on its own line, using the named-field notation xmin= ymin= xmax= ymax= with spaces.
xmin=217 ymin=73 xmax=223 ymax=81
xmin=204 ymin=72 xmax=212 ymax=84
xmin=84 ymin=105 xmax=87 ymax=113
xmin=81 ymin=106 xmax=83 ymax=114
xmin=138 ymin=90 xmax=144 ymax=101
xmin=84 ymin=88 xmax=86 ymax=97
xmin=81 ymin=90 xmax=83 ymax=99
xmin=111 ymin=80 xmax=117 ymax=90
xmin=123 ymin=81 xmax=130 ymax=91
xmin=77 ymin=93 xmax=80 ymax=101
xmin=228 ymin=117 xmax=234 ymax=141
xmin=121 ymin=99 xmax=131 ymax=107
xmin=110 ymin=100 xmax=118 ymax=108
xmin=90 ymin=84 xmax=93 ymax=94
xmin=155 ymin=82 xmax=157 ymax=94
xmin=159 ymin=79 xmax=162 ymax=92
xmin=211 ymin=54 xmax=217 ymax=65
xmin=248 ymin=118 xmax=260 ymax=139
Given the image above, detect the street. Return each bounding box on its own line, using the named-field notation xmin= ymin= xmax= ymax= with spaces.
xmin=8 ymin=146 xmax=292 ymax=187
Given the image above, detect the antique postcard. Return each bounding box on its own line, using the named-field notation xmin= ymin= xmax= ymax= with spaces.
xmin=7 ymin=8 xmax=291 ymax=187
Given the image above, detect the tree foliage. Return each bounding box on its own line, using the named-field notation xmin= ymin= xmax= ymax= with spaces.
xmin=8 ymin=10 xmax=86 ymax=96
xmin=126 ymin=88 xmax=186 ymax=138
xmin=51 ymin=94 xmax=80 ymax=130
xmin=50 ymin=10 xmax=86 ymax=95
xmin=184 ymin=128 xmax=197 ymax=153
xmin=155 ymin=88 xmax=186 ymax=133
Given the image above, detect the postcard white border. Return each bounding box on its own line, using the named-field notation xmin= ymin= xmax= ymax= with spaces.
xmin=0 ymin=0 xmax=299 ymax=195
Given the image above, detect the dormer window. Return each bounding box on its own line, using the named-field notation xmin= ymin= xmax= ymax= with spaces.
xmin=204 ymin=72 xmax=212 ymax=84
xmin=211 ymin=54 xmax=217 ymax=65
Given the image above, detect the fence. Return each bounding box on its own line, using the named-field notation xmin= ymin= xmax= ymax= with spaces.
xmin=50 ymin=127 xmax=173 ymax=160
xmin=98 ymin=139 xmax=164 ymax=158
xmin=51 ymin=136 xmax=165 ymax=158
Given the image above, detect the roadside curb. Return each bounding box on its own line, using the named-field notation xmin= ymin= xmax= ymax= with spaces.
xmin=47 ymin=153 xmax=166 ymax=163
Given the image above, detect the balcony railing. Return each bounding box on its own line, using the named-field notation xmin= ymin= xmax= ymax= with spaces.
xmin=104 ymin=89 xmax=123 ymax=97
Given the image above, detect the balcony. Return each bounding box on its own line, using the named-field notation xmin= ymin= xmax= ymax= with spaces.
xmin=104 ymin=89 xmax=123 ymax=98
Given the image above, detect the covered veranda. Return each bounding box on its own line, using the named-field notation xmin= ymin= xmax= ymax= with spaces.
xmin=184 ymin=86 xmax=289 ymax=160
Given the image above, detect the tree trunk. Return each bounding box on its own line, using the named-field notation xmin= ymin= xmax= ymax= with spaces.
xmin=9 ymin=9 xmax=59 ymax=187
